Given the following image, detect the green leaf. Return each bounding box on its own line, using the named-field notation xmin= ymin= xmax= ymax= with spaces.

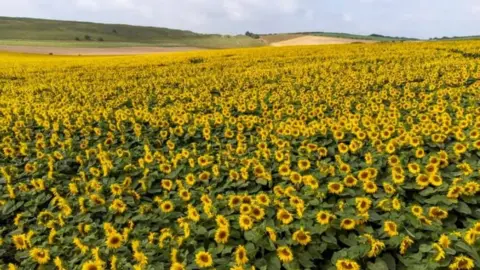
xmin=312 ymin=224 xmax=329 ymax=235
xmin=382 ymin=253 xmax=396 ymax=270
xmin=256 ymin=178 xmax=268 ymax=185
xmin=455 ymin=242 xmax=480 ymax=264
xmin=266 ymin=252 xmax=281 ymax=270
xmin=367 ymin=258 xmax=389 ymax=270
xmin=297 ymin=250 xmax=315 ymax=268
xmin=456 ymin=201 xmax=472 ymax=215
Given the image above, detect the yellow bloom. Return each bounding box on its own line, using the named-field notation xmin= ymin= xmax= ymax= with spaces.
xmin=276 ymin=208 xmax=293 ymax=224
xmin=30 ymin=247 xmax=50 ymax=265
xmin=214 ymin=227 xmax=229 ymax=244
xmin=235 ymin=245 xmax=248 ymax=265
xmin=266 ymin=227 xmax=277 ymax=242
xmin=292 ymin=228 xmax=311 ymax=245
xmin=12 ymin=234 xmax=28 ymax=250
xmin=336 ymin=259 xmax=360 ymax=270
xmin=399 ymin=236 xmax=414 ymax=255
xmin=239 ymin=214 xmax=254 ymax=230
xmin=449 ymin=255 xmax=475 ymax=270
xmin=81 ymin=260 xmax=104 ymax=270
xmin=341 ymin=218 xmax=356 ymax=230
xmin=195 ymin=251 xmax=213 ymax=268
xmin=433 ymin=243 xmax=446 ymax=261
xmin=276 ymin=246 xmax=293 ymax=263
xmin=106 ymin=232 xmax=123 ymax=249
xmin=383 ymin=220 xmax=398 ymax=237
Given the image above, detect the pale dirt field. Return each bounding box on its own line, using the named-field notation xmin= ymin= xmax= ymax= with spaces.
xmin=0 ymin=45 xmax=202 ymax=55
xmin=270 ymin=35 xmax=375 ymax=46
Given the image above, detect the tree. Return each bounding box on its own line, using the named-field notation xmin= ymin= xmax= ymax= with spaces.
xmin=97 ymin=37 xmax=104 ymax=42
xmin=84 ymin=35 xmax=91 ymax=41
xmin=75 ymin=37 xmax=80 ymax=41
xmin=112 ymin=29 xmax=117 ymax=34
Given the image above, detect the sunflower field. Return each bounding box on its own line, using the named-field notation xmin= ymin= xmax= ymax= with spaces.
xmin=1 ymin=41 xmax=480 ymax=270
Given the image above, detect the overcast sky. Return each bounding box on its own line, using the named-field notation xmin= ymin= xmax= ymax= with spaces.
xmin=1 ymin=0 xmax=479 ymax=38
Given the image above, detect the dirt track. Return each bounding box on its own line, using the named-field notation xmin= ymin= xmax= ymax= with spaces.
xmin=270 ymin=35 xmax=374 ymax=46
xmin=0 ymin=45 xmax=201 ymax=55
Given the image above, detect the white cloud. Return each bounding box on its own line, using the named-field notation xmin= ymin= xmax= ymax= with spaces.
xmin=75 ymin=0 xmax=99 ymax=11
xmin=0 ymin=0 xmax=479 ymax=38
xmin=342 ymin=13 xmax=352 ymax=22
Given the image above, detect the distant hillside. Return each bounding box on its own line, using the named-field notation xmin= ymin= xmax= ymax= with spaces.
xmin=299 ymin=32 xmax=418 ymax=42
xmin=0 ymin=17 xmax=264 ymax=49
xmin=260 ymin=32 xmax=419 ymax=42
xmin=430 ymin=35 xmax=480 ymax=41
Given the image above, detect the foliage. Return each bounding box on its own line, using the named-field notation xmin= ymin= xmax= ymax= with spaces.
xmin=1 ymin=41 xmax=480 ymax=269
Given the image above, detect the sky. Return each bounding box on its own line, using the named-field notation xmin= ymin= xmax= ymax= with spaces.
xmin=1 ymin=0 xmax=480 ymax=39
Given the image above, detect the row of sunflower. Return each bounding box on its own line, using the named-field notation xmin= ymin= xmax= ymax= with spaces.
xmin=1 ymin=41 xmax=480 ymax=270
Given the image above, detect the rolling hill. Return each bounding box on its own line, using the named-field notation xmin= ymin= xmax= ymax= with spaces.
xmin=0 ymin=16 xmax=264 ymax=49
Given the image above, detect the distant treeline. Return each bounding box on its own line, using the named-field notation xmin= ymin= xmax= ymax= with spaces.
xmin=429 ymin=36 xmax=480 ymax=40
xmin=261 ymin=31 xmax=418 ymax=41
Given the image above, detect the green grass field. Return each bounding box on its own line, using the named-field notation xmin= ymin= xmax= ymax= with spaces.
xmin=0 ymin=17 xmax=264 ymax=49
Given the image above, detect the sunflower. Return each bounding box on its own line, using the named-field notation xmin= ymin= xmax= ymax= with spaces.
xmin=355 ymin=197 xmax=372 ymax=213
xmin=179 ymin=190 xmax=191 ymax=201
xmin=161 ymin=179 xmax=173 ymax=190
xmin=383 ymin=182 xmax=396 ymax=194
xmin=185 ymin=174 xmax=196 ymax=186
xmin=415 ymin=148 xmax=425 ymax=158
xmin=399 ymin=236 xmax=414 ymax=255
xmin=292 ymin=228 xmax=311 ymax=245
xmin=340 ymin=218 xmax=356 ymax=230
xmin=199 ymin=171 xmax=210 ymax=181
xmin=251 ymin=206 xmax=265 ymax=221
xmin=336 ymin=259 xmax=360 ymax=270
xmin=328 ymin=182 xmax=344 ymax=195
xmin=433 ymin=243 xmax=446 ymax=262
xmin=276 ymin=209 xmax=293 ymax=224
xmin=214 ymin=228 xmax=229 ymax=244
xmin=239 ymin=204 xmax=252 ymax=215
xmin=256 ymin=193 xmax=270 ymax=206
xmin=297 ymin=159 xmax=311 ymax=171
xmin=106 ymin=232 xmax=123 ymax=249
xmin=363 ymin=181 xmax=377 ymax=194
xmin=82 ymin=260 xmax=104 ymax=270
xmin=30 ymin=247 xmax=50 ymax=264
xmin=316 ymin=210 xmax=334 ymax=225
xmin=388 ymin=155 xmax=401 ymax=167
xmin=109 ymin=199 xmax=127 ymax=214
xmin=429 ymin=174 xmax=443 ymax=187
xmin=383 ymin=220 xmax=398 ymax=237
xmin=228 ymin=195 xmax=242 ymax=209
xmin=276 ymin=246 xmax=293 ymax=263
xmin=438 ymin=234 xmax=451 ymax=248
xmin=195 ymin=251 xmax=213 ymax=268
xmin=110 ymin=184 xmax=123 ymax=196
xmin=428 ymin=207 xmax=448 ymax=220
xmin=343 ymin=175 xmax=358 ymax=187
xmin=289 ymin=172 xmax=302 ymax=184
xmin=449 ymin=255 xmax=475 ymax=270
xmin=239 ymin=214 xmax=254 ymax=230
xmin=266 ymin=227 xmax=277 ymax=242
xmin=447 ymin=185 xmax=463 ymax=199
xmin=12 ymin=234 xmax=28 ymax=250
xmin=358 ymin=169 xmax=370 ymax=182
xmin=234 ymin=245 xmax=248 ymax=265
xmin=187 ymin=205 xmax=200 ymax=222
xmin=215 ymin=215 xmax=230 ymax=228
xmin=453 ymin=143 xmax=467 ymax=155
xmin=161 ymin=201 xmax=174 ymax=213
xmin=170 ymin=262 xmax=185 ymax=270
xmin=413 ymin=174 xmax=429 ymax=188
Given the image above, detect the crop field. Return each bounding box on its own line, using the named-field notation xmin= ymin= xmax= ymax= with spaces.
xmin=1 ymin=41 xmax=480 ymax=270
